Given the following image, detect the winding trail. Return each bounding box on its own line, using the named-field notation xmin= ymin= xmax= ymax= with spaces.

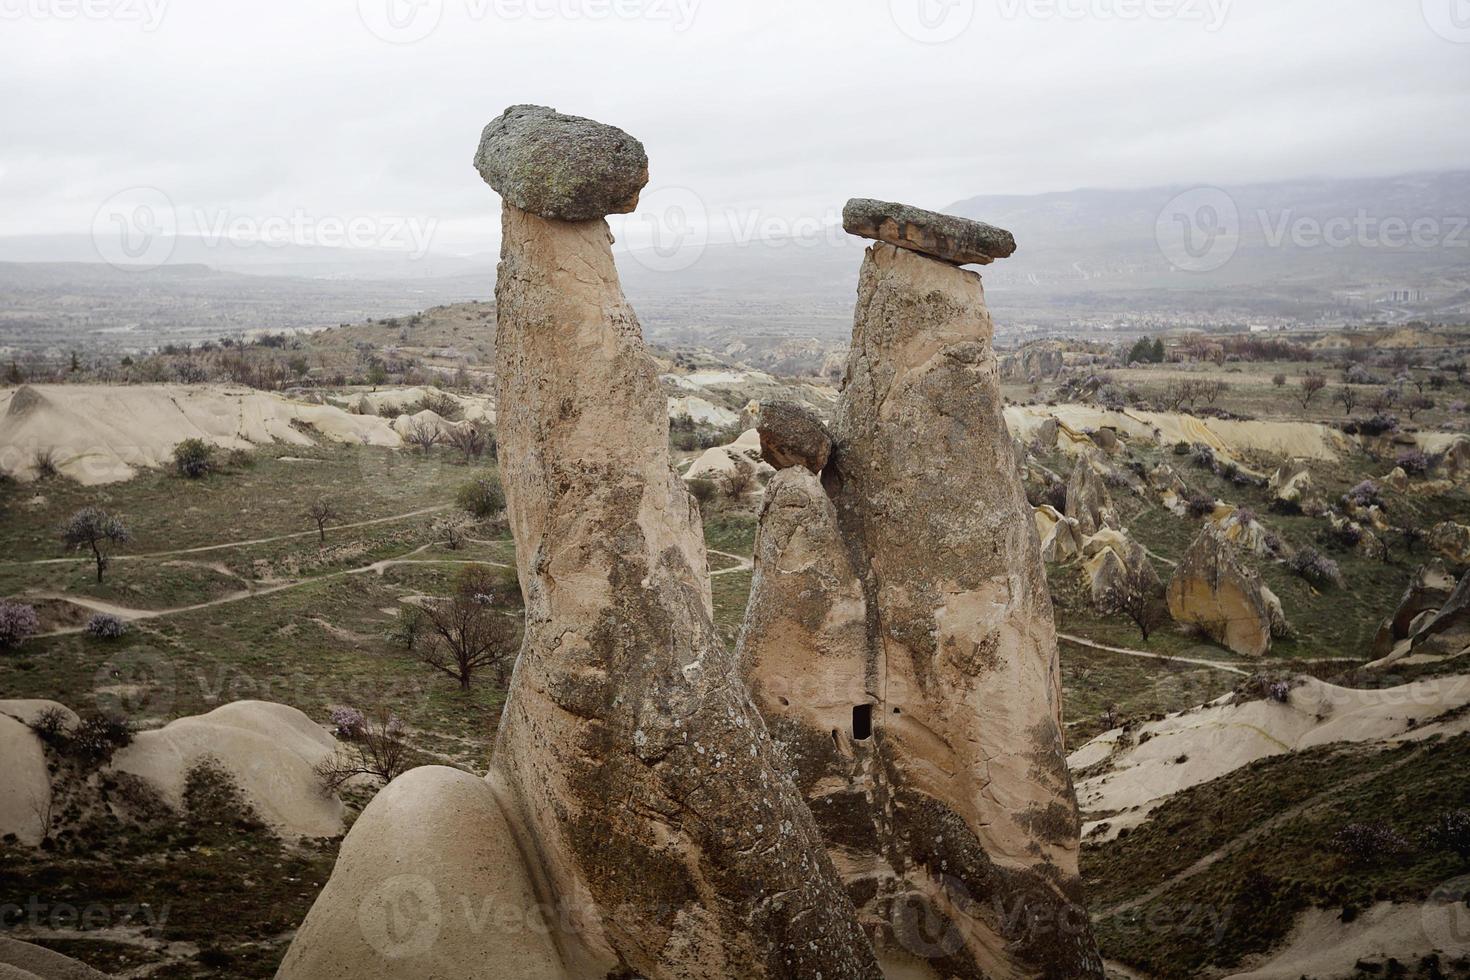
xmin=4 ymin=504 xmax=453 ymax=566
xmin=1057 ymin=632 xmax=1249 ymax=675
xmin=707 ymin=549 xmax=754 ymax=576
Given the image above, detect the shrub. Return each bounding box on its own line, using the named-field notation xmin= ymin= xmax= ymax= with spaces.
xmin=1186 ymin=493 xmax=1216 ymax=519
xmin=1334 ymin=522 xmax=1364 ymax=548
xmin=28 ymin=706 xmax=71 ymax=745
xmin=32 ymin=449 xmax=59 ymax=479
xmin=686 ymin=478 xmax=718 ymax=505
xmin=1271 ymin=373 xmax=1287 ymax=387
xmin=1394 ymin=449 xmax=1431 ymax=475
xmin=383 ymin=605 xmax=424 ymax=652
xmin=1332 ymin=822 xmax=1410 ymax=865
xmin=1268 ymin=681 xmax=1291 ymax=704
xmin=1426 ymin=810 xmax=1470 ymax=865
xmin=0 ymin=601 xmax=40 ymax=650
xmin=456 ymin=474 xmax=506 ymax=518
xmin=172 ymin=438 xmax=215 ymax=479
xmin=1343 ymin=479 xmax=1381 ymax=508
xmin=1172 ymin=440 xmax=1191 ymax=456
xmin=1188 ymin=444 xmax=1215 ymax=470
xmin=412 ymin=391 xmax=463 ymax=421
xmin=329 ymin=706 xmax=367 ymax=741
xmin=69 ymin=712 xmax=133 ymax=765
xmin=1288 ymin=547 xmax=1343 ymax=588
xmin=84 ymin=614 xmax=128 ymax=640
xmin=315 ymin=707 xmax=410 ymax=791
xmin=1355 ymin=413 xmax=1399 ymax=436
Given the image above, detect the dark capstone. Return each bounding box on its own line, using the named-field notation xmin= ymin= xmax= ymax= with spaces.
xmin=842 ymin=198 xmax=1016 ymax=266
xmin=757 ymin=401 xmax=834 ymax=473
xmin=474 ymin=105 xmax=649 ymax=221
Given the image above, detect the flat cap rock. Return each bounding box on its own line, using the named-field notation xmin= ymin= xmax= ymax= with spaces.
xmin=842 ymin=198 xmax=1016 ymax=266
xmin=757 ymin=402 xmax=833 ymax=474
xmin=474 ymin=105 xmax=649 ymax=221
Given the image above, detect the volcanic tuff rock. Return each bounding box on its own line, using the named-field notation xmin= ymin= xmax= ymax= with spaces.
xmin=1065 ymin=453 xmax=1117 ymax=536
xmin=1429 ymin=521 xmax=1470 ymax=564
xmin=1374 ymin=560 xmax=1458 ymax=657
xmin=284 ymin=113 xmax=881 ymax=980
xmin=842 ymin=198 xmax=1017 ymax=266
xmin=741 ymin=235 xmax=1102 ymax=977
xmin=473 ymin=105 xmax=649 ymax=220
xmin=755 ymin=401 xmax=833 ymax=473
xmin=1167 ymin=523 xmax=1288 ymax=657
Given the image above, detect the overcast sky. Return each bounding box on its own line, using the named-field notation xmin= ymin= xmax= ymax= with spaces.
xmin=2 ymin=0 xmax=1468 ymax=256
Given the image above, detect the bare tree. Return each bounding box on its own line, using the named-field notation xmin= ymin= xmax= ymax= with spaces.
xmin=1201 ymin=380 xmax=1228 ymax=406
xmin=445 ymin=424 xmax=490 ymax=464
xmin=402 ymin=420 xmax=442 ymax=454
xmin=1406 ymin=395 xmax=1434 ymax=421
xmin=1097 ymin=547 xmax=1169 ymax=642
xmin=1336 ymin=385 xmax=1360 ymax=417
xmin=720 ymin=459 xmax=759 ymax=499
xmin=61 ymin=507 xmax=130 ymax=583
xmin=1298 ymin=372 xmax=1327 ymax=409
xmin=315 ymin=706 xmax=411 ymax=792
xmin=306 ymin=498 xmax=338 ymax=544
xmin=416 ymin=568 xmax=518 ymax=690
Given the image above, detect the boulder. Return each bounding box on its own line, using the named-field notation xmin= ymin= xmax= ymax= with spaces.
xmin=743 ymin=237 xmax=1101 ymax=978
xmin=1216 ymin=508 xmax=1271 ymax=556
xmin=472 ymin=104 xmax=648 ymax=220
xmin=1269 ymin=459 xmax=1320 ymax=512
xmin=1412 ymin=571 xmax=1470 ymax=656
xmin=1380 ymin=466 xmax=1411 ymax=493
xmin=841 ymin=198 xmax=1017 ymax=266
xmin=1035 ymin=504 xmax=1084 ymax=562
xmin=1429 ymin=521 xmax=1470 ymax=563
xmin=1166 ymin=523 xmax=1288 ymax=656
xmin=755 ymin=401 xmax=832 ymax=473
xmin=1373 ymin=561 xmax=1457 ymax=656
xmin=0 ymin=938 xmax=111 ymax=980
xmin=1065 ymin=453 xmax=1117 ymax=536
xmin=0 ymin=713 xmax=50 ymax=846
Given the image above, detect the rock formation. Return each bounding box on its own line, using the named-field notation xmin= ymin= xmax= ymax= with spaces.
xmin=1081 ymin=530 xmax=1160 ymax=607
xmin=1035 ymin=504 xmax=1084 ymax=563
xmin=740 ymin=207 xmax=1101 ymax=978
xmin=756 ymin=401 xmax=833 ymax=473
xmin=1374 ymin=560 xmax=1457 ymax=657
xmin=0 ymin=937 xmax=111 ymax=980
xmin=1000 ymin=340 xmax=1066 ymax=383
xmin=282 ymin=115 xmax=1097 ymax=980
xmin=1166 ymin=524 xmax=1288 ymax=657
xmin=1429 ymin=520 xmax=1470 ymax=564
xmin=1064 ymin=453 xmax=1117 ymax=536
xmin=1268 ymin=459 xmax=1322 ymax=514
xmin=282 ymin=107 xmax=881 ymax=980
xmin=841 ymin=198 xmax=1016 ymax=266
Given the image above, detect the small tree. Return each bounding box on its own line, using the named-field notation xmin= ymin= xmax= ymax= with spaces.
xmin=445 ymin=424 xmax=491 ymax=464
xmin=1097 ymin=548 xmax=1169 ymax=642
xmin=1298 ymin=372 xmax=1327 ymax=409
xmin=416 ymin=566 xmax=518 ymax=690
xmin=402 ymin=420 xmax=441 ymax=454
xmin=306 ymin=498 xmax=338 ymax=543
xmin=173 ymin=438 xmax=214 ymax=479
xmin=1335 ymin=385 xmax=1359 ymax=416
xmin=1427 ymin=810 xmax=1470 ymax=866
xmin=0 ymin=602 xmax=40 ymax=650
xmin=720 ymin=459 xmax=758 ymax=500
xmin=61 ymin=507 xmax=130 ymax=583
xmin=1405 ymin=395 xmax=1434 ymax=421
xmin=1271 ymin=373 xmax=1287 ymax=387
xmin=456 ymin=474 xmax=506 ymax=518
xmin=315 ymin=706 xmax=410 ymax=792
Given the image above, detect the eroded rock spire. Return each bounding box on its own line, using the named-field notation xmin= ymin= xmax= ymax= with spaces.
xmin=741 ymin=202 xmax=1103 ymax=978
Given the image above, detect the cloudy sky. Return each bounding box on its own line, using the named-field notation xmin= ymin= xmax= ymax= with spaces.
xmin=1 ymin=0 xmax=1468 ymax=256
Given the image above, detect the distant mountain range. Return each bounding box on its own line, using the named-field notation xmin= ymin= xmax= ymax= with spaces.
xmin=2 ymin=170 xmax=1467 ymax=354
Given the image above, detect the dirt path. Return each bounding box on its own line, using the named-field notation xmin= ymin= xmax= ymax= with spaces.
xmin=1058 ymin=632 xmax=1249 ymax=675
xmin=1097 ymin=745 xmax=1426 ymax=920
xmin=34 ymin=549 xmax=514 ymax=636
xmin=7 ymin=505 xmax=453 ymax=566
xmin=708 ymin=549 xmax=754 ymax=576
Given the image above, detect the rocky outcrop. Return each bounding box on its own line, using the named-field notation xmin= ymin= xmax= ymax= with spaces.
xmin=1000 ymin=340 xmax=1066 ymax=382
xmin=842 ymin=198 xmax=1016 ymax=266
xmin=756 ymin=401 xmax=833 ymax=473
xmin=1081 ymin=530 xmax=1159 ymax=607
xmin=1429 ymin=521 xmax=1470 ymax=563
xmin=742 ymin=224 xmax=1100 ymax=978
xmin=473 ymin=104 xmax=648 ymax=220
xmin=284 ymin=110 xmax=882 ymax=980
xmin=1269 ymin=459 xmax=1322 ymax=514
xmin=1035 ymin=504 xmax=1084 ymax=563
xmin=1166 ymin=524 xmax=1288 ymax=657
xmin=1373 ymin=561 xmax=1458 ymax=657
xmin=1065 ymin=454 xmax=1117 ymax=536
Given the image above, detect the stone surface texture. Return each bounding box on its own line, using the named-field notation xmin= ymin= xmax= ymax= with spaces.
xmin=842 ymin=199 xmax=1017 ymax=266
xmin=1166 ymin=523 xmax=1288 ymax=657
xmin=756 ymin=401 xmax=834 ymax=473
xmin=474 ymin=105 xmax=649 ymax=220
xmin=740 ymin=241 xmax=1102 ymax=978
